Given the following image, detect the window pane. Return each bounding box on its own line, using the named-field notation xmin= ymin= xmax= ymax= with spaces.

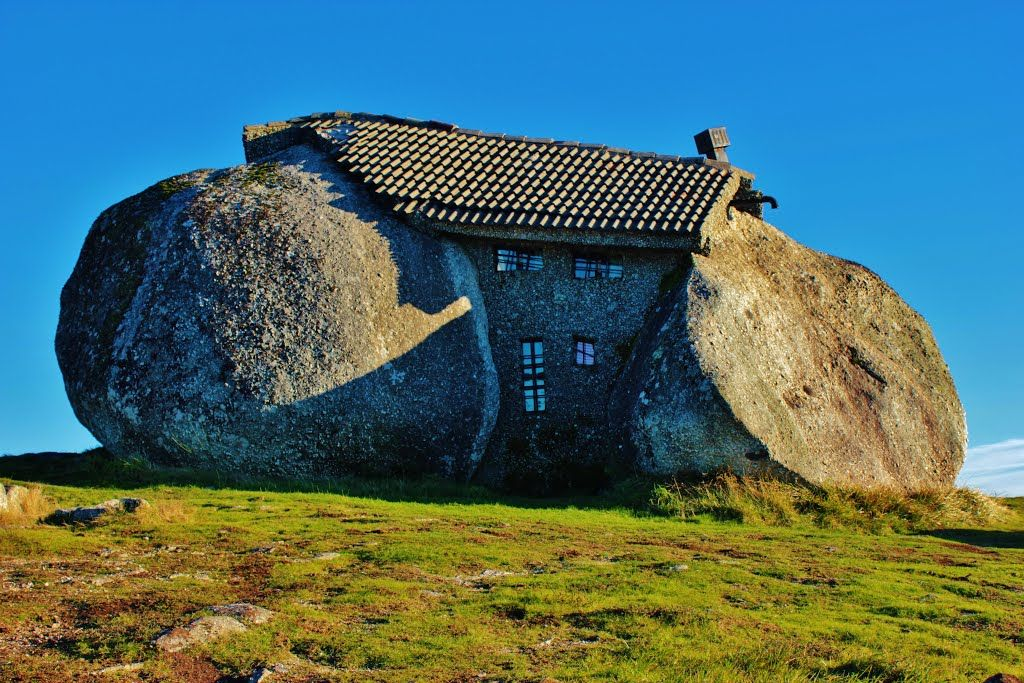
xmin=574 ymin=339 xmax=595 ymax=366
xmin=497 ymin=249 xmax=517 ymax=271
xmin=522 ymin=337 xmax=546 ymax=412
xmin=574 ymin=254 xmax=622 ymax=279
xmin=498 ymin=247 xmax=542 ymax=272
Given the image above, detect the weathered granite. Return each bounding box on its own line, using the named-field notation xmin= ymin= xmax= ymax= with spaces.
xmin=57 ymin=145 xmax=498 ymax=480
xmin=613 ymin=211 xmax=966 ymax=490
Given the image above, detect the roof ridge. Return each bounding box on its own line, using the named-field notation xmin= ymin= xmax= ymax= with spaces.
xmin=280 ymin=110 xmax=711 ymax=167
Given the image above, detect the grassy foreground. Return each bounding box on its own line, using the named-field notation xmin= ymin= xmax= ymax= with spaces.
xmin=1 ymin=452 xmax=1022 ymax=682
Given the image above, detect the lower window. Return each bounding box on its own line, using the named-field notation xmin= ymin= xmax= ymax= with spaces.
xmin=521 ymin=338 xmax=546 ymax=413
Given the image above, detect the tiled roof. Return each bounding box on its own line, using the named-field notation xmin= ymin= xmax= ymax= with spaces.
xmin=259 ymin=112 xmax=739 ymax=234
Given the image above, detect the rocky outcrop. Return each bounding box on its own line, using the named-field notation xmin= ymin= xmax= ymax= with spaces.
xmin=613 ymin=211 xmax=966 ymax=490
xmin=46 ymin=497 xmax=149 ymax=524
xmin=57 ymin=145 xmax=498 ymax=480
xmin=57 ymin=142 xmax=964 ymax=491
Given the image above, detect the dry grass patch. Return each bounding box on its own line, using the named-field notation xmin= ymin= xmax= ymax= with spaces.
xmin=134 ymin=498 xmax=195 ymax=525
xmin=0 ymin=486 xmax=54 ymax=527
xmin=652 ymin=472 xmax=1010 ymax=532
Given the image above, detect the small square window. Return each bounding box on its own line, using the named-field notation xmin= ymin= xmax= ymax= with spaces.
xmin=574 ymin=338 xmax=595 ymax=366
xmin=497 ymin=247 xmax=543 ymax=272
xmin=573 ymin=254 xmax=622 ymax=279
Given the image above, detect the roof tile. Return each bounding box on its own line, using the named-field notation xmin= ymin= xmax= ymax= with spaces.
xmin=303 ymin=113 xmax=734 ymax=234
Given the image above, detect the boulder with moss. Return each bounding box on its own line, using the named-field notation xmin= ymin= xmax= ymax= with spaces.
xmin=56 ymin=146 xmax=498 ymax=480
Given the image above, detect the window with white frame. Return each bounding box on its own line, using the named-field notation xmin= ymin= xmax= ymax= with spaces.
xmin=573 ymin=254 xmax=623 ymax=279
xmin=521 ymin=338 xmax=546 ymax=413
xmin=496 ymin=247 xmax=543 ymax=272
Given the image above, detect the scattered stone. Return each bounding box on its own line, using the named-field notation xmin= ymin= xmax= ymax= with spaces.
xmin=154 ymin=615 xmax=247 ymax=653
xmin=210 ymin=603 xmax=273 ymax=625
xmin=95 ymin=662 xmax=145 ymax=675
xmin=45 ymin=498 xmax=149 ymax=525
xmin=983 ymin=675 xmax=1022 ymax=683
xmin=668 ymin=564 xmax=689 ymax=572
xmin=453 ymin=569 xmax=520 ymax=588
xmin=313 ymin=551 xmax=341 ymax=561
xmin=249 ymin=667 xmax=274 ymax=682
xmin=246 ymin=655 xmax=308 ymax=682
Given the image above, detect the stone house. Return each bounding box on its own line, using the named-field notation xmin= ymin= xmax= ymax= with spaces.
xmin=58 ymin=107 xmax=964 ymax=493
xmin=242 ymin=113 xmax=774 ymax=487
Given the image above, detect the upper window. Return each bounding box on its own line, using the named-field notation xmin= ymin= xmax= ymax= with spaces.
xmin=574 ymin=254 xmax=623 ymax=279
xmin=496 ymin=247 xmax=543 ymax=272
xmin=574 ymin=338 xmax=595 ymax=366
xmin=521 ymin=338 xmax=546 ymax=413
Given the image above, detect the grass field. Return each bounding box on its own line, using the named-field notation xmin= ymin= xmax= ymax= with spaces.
xmin=1 ymin=451 xmax=1022 ymax=682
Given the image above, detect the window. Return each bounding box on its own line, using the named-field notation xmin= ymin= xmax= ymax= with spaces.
xmin=496 ymin=247 xmax=543 ymax=272
xmin=521 ymin=338 xmax=546 ymax=413
xmin=574 ymin=338 xmax=595 ymax=366
xmin=573 ymin=254 xmax=623 ymax=279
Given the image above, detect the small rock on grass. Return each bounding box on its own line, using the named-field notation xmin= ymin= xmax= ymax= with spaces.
xmin=96 ymin=661 xmax=145 ymax=675
xmin=154 ymin=604 xmax=274 ymax=653
xmin=211 ymin=602 xmax=273 ymax=625
xmin=154 ymin=615 xmax=247 ymax=653
xmin=982 ymin=675 xmax=1022 ymax=683
xmin=45 ymin=497 xmax=149 ymax=525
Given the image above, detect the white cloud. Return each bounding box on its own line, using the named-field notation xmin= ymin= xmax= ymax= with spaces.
xmin=957 ymin=438 xmax=1024 ymax=497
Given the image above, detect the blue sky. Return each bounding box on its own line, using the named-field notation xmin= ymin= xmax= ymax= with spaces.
xmin=0 ymin=1 xmax=1021 ymax=459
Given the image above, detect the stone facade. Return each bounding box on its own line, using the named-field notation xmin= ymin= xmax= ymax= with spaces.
xmin=457 ymin=238 xmax=687 ymax=490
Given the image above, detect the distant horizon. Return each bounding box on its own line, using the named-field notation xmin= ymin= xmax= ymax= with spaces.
xmin=1 ymin=1 xmax=1020 ymax=470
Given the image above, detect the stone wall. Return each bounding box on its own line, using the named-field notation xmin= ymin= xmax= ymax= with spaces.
xmin=458 ymin=237 xmax=686 ymax=491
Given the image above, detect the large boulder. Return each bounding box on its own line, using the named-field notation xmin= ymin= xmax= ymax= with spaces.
xmin=56 ymin=145 xmax=498 ymax=479
xmin=613 ymin=211 xmax=965 ymax=490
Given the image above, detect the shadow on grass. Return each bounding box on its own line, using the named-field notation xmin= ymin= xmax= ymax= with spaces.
xmin=925 ymin=528 xmax=1024 ymax=549
xmin=0 ymin=449 xmax=656 ymax=512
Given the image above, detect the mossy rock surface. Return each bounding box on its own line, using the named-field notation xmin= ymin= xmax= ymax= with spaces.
xmin=56 ymin=146 xmax=498 ymax=480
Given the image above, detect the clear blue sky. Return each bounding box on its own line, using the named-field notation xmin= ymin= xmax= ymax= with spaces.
xmin=1 ymin=1 xmax=1021 ymax=455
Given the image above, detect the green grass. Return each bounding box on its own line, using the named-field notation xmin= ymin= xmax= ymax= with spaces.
xmin=0 ymin=451 xmax=1021 ymax=682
